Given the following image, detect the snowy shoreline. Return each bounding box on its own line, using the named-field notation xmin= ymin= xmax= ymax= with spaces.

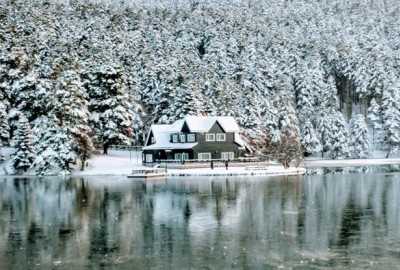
xmin=304 ymin=158 xmax=400 ymax=168
xmin=2 ymin=148 xmax=400 ymax=177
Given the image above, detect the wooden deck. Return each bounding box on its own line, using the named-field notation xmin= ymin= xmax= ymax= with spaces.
xmin=127 ymin=168 xmax=170 ymax=179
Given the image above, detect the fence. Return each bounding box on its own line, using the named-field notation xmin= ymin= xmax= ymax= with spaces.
xmin=109 ymin=145 xmax=143 ymax=151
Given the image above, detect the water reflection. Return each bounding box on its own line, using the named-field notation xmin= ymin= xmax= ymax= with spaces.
xmin=307 ymin=164 xmax=400 ymax=175
xmin=1 ymin=173 xmax=400 ymax=269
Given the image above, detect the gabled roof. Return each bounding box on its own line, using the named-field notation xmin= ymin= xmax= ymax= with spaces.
xmin=143 ymin=123 xmax=198 ymax=150
xmin=143 ymin=116 xmax=243 ymax=151
xmin=184 ymin=116 xmax=241 ymax=133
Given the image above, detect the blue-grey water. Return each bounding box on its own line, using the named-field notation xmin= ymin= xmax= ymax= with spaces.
xmin=1 ymin=168 xmax=400 ymax=269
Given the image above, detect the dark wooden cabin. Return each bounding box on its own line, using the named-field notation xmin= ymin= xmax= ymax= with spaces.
xmin=142 ymin=116 xmax=250 ymax=164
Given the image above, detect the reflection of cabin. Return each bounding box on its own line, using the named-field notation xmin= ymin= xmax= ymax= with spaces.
xmin=142 ymin=116 xmax=250 ymax=164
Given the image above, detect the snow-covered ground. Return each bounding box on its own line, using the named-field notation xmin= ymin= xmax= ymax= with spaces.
xmin=70 ymin=150 xmax=306 ymax=176
xmin=70 ymin=150 xmax=145 ymax=176
xmin=2 ymin=147 xmax=400 ymax=177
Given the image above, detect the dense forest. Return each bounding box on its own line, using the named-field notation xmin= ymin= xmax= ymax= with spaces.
xmin=0 ymin=0 xmax=399 ymax=174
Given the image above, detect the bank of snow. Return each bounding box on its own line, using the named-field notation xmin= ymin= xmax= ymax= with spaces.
xmin=304 ymin=158 xmax=400 ymax=168
xmin=5 ymin=148 xmax=400 ymax=177
xmin=168 ymin=166 xmax=306 ymax=177
xmin=68 ymin=150 xmax=306 ymax=177
xmin=71 ymin=150 xmax=145 ymax=176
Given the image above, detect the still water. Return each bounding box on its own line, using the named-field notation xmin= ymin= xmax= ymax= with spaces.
xmin=1 ymin=169 xmax=400 ymax=269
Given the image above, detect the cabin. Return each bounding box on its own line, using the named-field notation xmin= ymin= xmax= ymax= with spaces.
xmin=142 ymin=116 xmax=251 ymax=164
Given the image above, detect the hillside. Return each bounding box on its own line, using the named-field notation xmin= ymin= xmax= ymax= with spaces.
xmin=1 ymin=0 xmax=400 ymax=174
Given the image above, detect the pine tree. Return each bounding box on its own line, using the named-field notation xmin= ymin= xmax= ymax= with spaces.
xmin=11 ymin=116 xmax=35 ymax=173
xmin=33 ymin=71 xmax=94 ymax=174
xmin=300 ymin=121 xmax=322 ymax=156
xmin=0 ymin=102 xmax=9 ymax=145
xmin=85 ymin=64 xmax=138 ymax=154
xmin=349 ymin=114 xmax=371 ymax=158
xmin=315 ymin=111 xmax=331 ymax=157
xmin=0 ymin=142 xmax=4 ymax=164
xmin=264 ymin=90 xmax=302 ymax=168
xmin=11 ymin=72 xmax=50 ymax=121
xmin=54 ymin=70 xmax=93 ymax=170
xmin=33 ymin=119 xmax=76 ymax=176
xmin=367 ymin=98 xmax=381 ymax=142
xmin=329 ymin=111 xmax=349 ymax=159
xmin=381 ymin=80 xmax=400 ymax=157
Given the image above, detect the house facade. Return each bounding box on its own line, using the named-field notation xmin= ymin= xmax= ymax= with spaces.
xmin=142 ymin=116 xmax=250 ymax=163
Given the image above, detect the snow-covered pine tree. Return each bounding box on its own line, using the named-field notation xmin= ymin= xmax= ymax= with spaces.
xmin=0 ymin=102 xmax=9 ymax=145
xmin=33 ymin=70 xmax=94 ymax=174
xmin=160 ymin=73 xmax=203 ymax=123
xmin=11 ymin=116 xmax=35 ymax=173
xmin=367 ymin=98 xmax=382 ymax=142
xmin=300 ymin=121 xmax=322 ymax=156
xmin=329 ymin=110 xmax=349 ymax=159
xmin=262 ymin=98 xmax=280 ymax=144
xmin=11 ymin=72 xmax=50 ymax=121
xmin=315 ymin=111 xmax=332 ymax=157
xmin=381 ymin=79 xmax=400 ymax=157
xmin=236 ymin=89 xmax=263 ymax=139
xmin=349 ymin=114 xmax=371 ymax=158
xmin=33 ymin=119 xmax=76 ymax=176
xmin=264 ymin=90 xmax=302 ymax=168
xmin=0 ymin=101 xmax=9 ymax=165
xmin=0 ymin=142 xmax=4 ymax=164
xmin=85 ymin=64 xmax=136 ymax=154
xmin=54 ymin=70 xmax=93 ymax=171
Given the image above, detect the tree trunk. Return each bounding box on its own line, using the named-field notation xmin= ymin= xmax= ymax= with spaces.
xmin=103 ymin=143 xmax=109 ymax=155
xmin=80 ymin=157 xmax=86 ymax=171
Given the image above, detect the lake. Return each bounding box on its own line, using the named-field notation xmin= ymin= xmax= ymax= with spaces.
xmin=1 ymin=168 xmax=400 ymax=269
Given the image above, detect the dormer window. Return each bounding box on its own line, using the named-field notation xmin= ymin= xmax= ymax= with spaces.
xmin=172 ymin=134 xmax=178 ymax=143
xmin=187 ymin=134 xmax=195 ymax=142
xmin=206 ymin=134 xmax=215 ymax=141
xmin=151 ymin=137 xmax=155 ymax=144
xmin=180 ymin=134 xmax=186 ymax=142
xmin=216 ymin=134 xmax=226 ymax=141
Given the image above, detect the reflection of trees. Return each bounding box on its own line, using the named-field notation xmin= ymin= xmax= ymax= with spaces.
xmin=1 ymin=174 xmax=400 ymax=268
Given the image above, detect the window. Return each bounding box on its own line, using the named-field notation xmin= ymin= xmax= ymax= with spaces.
xmin=221 ymin=152 xmax=234 ymax=160
xmin=151 ymin=137 xmax=155 ymax=144
xmin=172 ymin=134 xmax=178 ymax=143
xmin=187 ymin=134 xmax=195 ymax=142
xmin=180 ymin=134 xmax=186 ymax=142
xmin=216 ymin=134 xmax=226 ymax=141
xmin=198 ymin=153 xmax=211 ymax=160
xmin=175 ymin=153 xmax=189 ymax=161
xmin=205 ymin=134 xmax=215 ymax=141
xmin=146 ymin=154 xmax=153 ymax=163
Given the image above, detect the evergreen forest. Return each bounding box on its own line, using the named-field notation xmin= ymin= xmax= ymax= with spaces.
xmin=0 ymin=0 xmax=399 ymax=174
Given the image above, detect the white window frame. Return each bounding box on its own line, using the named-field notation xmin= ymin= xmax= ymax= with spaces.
xmin=175 ymin=153 xmax=189 ymax=160
xmin=151 ymin=137 xmax=155 ymax=144
xmin=221 ymin=152 xmax=234 ymax=160
xmin=216 ymin=133 xmax=226 ymax=141
xmin=146 ymin=154 xmax=153 ymax=163
xmin=205 ymin=134 xmax=215 ymax=142
xmin=198 ymin=153 xmax=211 ymax=160
xmin=172 ymin=134 xmax=178 ymax=143
xmin=187 ymin=134 xmax=195 ymax=142
xmin=180 ymin=134 xmax=186 ymax=142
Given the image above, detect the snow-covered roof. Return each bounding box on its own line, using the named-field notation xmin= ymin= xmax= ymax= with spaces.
xmin=184 ymin=116 xmax=241 ymax=132
xmin=234 ymin=133 xmax=245 ymax=147
xmin=143 ymin=116 xmax=243 ymax=150
xmin=143 ymin=123 xmax=198 ymax=150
